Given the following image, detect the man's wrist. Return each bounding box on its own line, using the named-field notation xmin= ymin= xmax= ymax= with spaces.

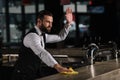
xmin=65 ymin=23 xmax=71 ymax=29
xmin=54 ymin=64 xmax=61 ymax=69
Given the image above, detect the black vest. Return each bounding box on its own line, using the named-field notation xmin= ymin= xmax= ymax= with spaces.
xmin=15 ymin=28 xmax=42 ymax=77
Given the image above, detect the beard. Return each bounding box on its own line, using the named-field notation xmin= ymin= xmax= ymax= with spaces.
xmin=40 ymin=24 xmax=50 ymax=33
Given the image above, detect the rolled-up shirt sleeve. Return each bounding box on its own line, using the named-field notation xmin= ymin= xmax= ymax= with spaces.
xmin=23 ymin=33 xmax=58 ymax=67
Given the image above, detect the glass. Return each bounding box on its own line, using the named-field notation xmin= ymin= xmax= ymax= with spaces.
xmin=0 ymin=14 xmax=6 ymax=43
xmin=9 ymin=14 xmax=22 ymax=42
xmin=8 ymin=0 xmax=22 ymax=43
xmin=0 ymin=0 xmax=6 ymax=43
xmin=8 ymin=0 xmax=45 ymax=44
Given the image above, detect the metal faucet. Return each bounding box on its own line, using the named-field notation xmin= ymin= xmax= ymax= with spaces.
xmin=86 ymin=43 xmax=99 ymax=65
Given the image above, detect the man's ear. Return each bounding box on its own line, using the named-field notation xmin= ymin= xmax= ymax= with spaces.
xmin=37 ymin=18 xmax=41 ymax=22
xmin=37 ymin=18 xmax=42 ymax=25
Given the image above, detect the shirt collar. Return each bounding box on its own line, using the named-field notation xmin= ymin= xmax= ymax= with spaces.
xmin=34 ymin=26 xmax=42 ymax=36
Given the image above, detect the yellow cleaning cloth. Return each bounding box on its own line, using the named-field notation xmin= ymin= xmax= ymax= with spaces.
xmin=61 ymin=67 xmax=78 ymax=75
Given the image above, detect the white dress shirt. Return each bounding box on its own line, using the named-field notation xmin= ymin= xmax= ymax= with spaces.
xmin=23 ymin=24 xmax=71 ymax=67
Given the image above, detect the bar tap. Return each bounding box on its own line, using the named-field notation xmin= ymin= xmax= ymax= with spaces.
xmin=86 ymin=43 xmax=99 ymax=65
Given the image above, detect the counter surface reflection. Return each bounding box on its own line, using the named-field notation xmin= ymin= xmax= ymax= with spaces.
xmin=36 ymin=58 xmax=120 ymax=80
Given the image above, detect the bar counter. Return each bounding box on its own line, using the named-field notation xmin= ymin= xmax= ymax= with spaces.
xmin=36 ymin=58 xmax=120 ymax=80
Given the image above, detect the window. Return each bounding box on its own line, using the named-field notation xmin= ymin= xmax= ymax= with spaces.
xmin=1 ymin=0 xmax=45 ymax=45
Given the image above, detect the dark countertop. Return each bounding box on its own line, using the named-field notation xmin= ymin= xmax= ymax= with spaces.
xmin=36 ymin=58 xmax=120 ymax=80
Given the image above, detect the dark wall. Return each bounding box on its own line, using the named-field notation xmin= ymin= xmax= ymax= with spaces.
xmin=115 ymin=0 xmax=120 ymax=48
xmin=90 ymin=0 xmax=118 ymax=43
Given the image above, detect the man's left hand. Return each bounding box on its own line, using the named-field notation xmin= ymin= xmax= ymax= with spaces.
xmin=65 ymin=7 xmax=73 ymax=25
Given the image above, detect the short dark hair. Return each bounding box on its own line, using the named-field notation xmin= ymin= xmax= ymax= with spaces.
xmin=37 ymin=10 xmax=53 ymax=20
